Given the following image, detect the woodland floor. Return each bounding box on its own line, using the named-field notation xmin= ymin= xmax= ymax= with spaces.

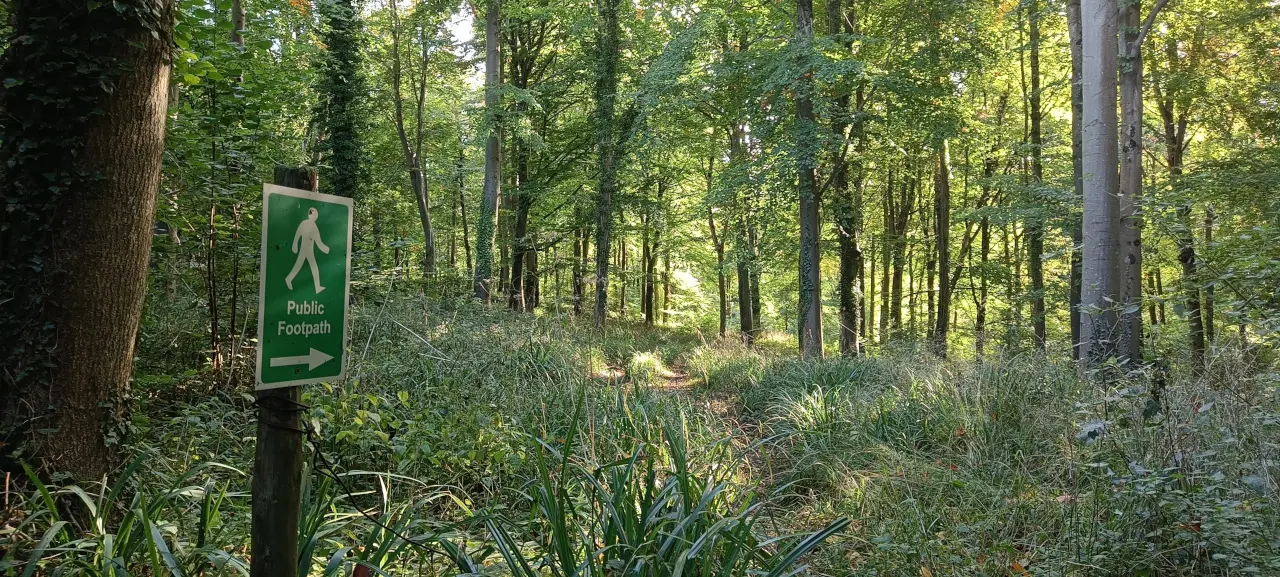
xmin=4 ymin=288 xmax=1279 ymax=576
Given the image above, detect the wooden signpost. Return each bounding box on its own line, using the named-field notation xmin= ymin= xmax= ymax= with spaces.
xmin=251 ymin=166 xmax=351 ymax=577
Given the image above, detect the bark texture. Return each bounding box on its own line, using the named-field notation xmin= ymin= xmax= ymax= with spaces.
xmin=1066 ymin=0 xmax=1084 ymax=360
xmin=1080 ymin=0 xmax=1122 ymax=370
xmin=592 ymin=0 xmax=622 ymax=327
xmin=1118 ymin=0 xmax=1144 ymax=363
xmin=475 ymin=0 xmax=503 ymax=302
xmin=0 ymin=0 xmax=174 ymax=479
xmin=795 ymin=0 xmax=824 ymax=358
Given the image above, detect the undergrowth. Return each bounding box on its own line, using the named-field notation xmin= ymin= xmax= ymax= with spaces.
xmin=3 ymin=287 xmax=1278 ymax=576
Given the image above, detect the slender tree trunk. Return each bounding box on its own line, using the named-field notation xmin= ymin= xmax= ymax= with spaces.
xmin=1204 ymin=206 xmax=1215 ymax=343
xmin=933 ymin=140 xmax=951 ymax=357
xmin=572 ymin=225 xmax=584 ymax=316
xmin=1118 ymin=0 xmax=1144 ymax=363
xmin=707 ymin=162 xmax=728 ymax=338
xmin=890 ymin=169 xmax=915 ymax=334
xmin=458 ymin=141 xmax=473 ymax=275
xmin=868 ymin=238 xmax=876 ymax=343
xmin=592 ymin=0 xmax=621 ymax=327
xmin=1147 ymin=272 xmax=1159 ymax=326
xmin=475 ymin=0 xmax=502 ymax=302
xmin=0 ymin=0 xmax=173 ymax=479
xmin=880 ymin=169 xmax=893 ymax=342
xmin=509 ymin=141 xmax=532 ymax=310
xmin=618 ymin=238 xmax=627 ymax=318
xmin=526 ymin=247 xmax=539 ymax=310
xmin=731 ymin=127 xmax=756 ymax=343
xmin=206 ymin=135 xmax=222 ymax=372
xmin=1080 ymin=0 xmax=1122 ymax=369
xmin=750 ymin=226 xmax=763 ymax=332
xmin=1067 ymin=0 xmax=1085 ymax=361
xmin=499 ymin=198 xmax=511 ymax=294
xmin=1176 ymin=202 xmax=1204 ymax=366
xmin=1161 ymin=39 xmax=1203 ymax=366
xmin=450 ymin=198 xmax=458 ymax=267
xmin=662 ymin=252 xmax=670 ymax=324
xmin=976 ymin=214 xmax=991 ymax=358
xmin=1156 ymin=267 xmax=1166 ymax=324
xmin=1028 ymin=0 xmax=1047 ymax=351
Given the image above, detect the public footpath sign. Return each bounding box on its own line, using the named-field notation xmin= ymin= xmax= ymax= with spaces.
xmin=256 ymin=184 xmax=353 ymax=390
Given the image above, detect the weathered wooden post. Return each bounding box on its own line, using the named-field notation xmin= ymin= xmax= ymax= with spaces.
xmin=251 ymin=166 xmax=316 ymax=577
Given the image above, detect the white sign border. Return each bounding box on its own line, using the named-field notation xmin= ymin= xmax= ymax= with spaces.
xmin=255 ymin=183 xmax=354 ymax=391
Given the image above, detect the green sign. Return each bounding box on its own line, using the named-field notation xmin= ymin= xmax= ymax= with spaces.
xmin=256 ymin=184 xmax=353 ymax=390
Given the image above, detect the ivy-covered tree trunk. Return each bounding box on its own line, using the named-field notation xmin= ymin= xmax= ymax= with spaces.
xmin=318 ymin=0 xmax=366 ymax=200
xmin=0 ymin=0 xmax=173 ymax=479
xmin=795 ymin=0 xmax=823 ymax=358
xmin=475 ymin=0 xmax=502 ymax=302
xmin=592 ymin=0 xmax=621 ymax=327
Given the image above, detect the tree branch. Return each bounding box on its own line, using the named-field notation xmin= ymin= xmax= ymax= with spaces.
xmin=1134 ymin=0 xmax=1172 ymax=52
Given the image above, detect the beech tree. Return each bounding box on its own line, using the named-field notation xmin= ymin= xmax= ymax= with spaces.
xmin=1079 ymin=0 xmax=1122 ymax=369
xmin=0 ymin=0 xmax=174 ymax=479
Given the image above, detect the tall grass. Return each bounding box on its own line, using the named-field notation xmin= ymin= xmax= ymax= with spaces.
xmin=485 ymin=392 xmax=850 ymax=577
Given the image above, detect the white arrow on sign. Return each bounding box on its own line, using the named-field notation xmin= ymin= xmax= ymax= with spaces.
xmin=269 ymin=348 xmax=334 ymax=371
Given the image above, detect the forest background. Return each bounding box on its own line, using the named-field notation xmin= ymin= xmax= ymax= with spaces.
xmin=1 ymin=0 xmax=1280 ymax=574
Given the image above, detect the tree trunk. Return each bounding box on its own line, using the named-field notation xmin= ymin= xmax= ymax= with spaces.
xmin=1177 ymin=203 xmax=1204 ymax=366
xmin=976 ymin=214 xmax=991 ymax=358
xmin=450 ymin=197 xmax=458 ymax=267
xmin=880 ymin=168 xmax=893 ymax=342
xmin=829 ymin=0 xmax=863 ymax=357
xmin=1156 ymin=267 xmax=1166 ymax=324
xmin=1204 ymin=206 xmax=1215 ymax=343
xmin=0 ymin=0 xmax=173 ymax=479
xmin=1027 ymin=0 xmax=1047 ymax=352
xmin=1080 ymin=0 xmax=1122 ymax=369
xmin=1118 ymin=0 xmax=1144 ymax=364
xmin=592 ymin=0 xmax=621 ymax=327
xmin=410 ymin=170 xmax=436 ymax=274
xmin=509 ymin=144 xmax=532 ymax=310
xmin=1146 ymin=272 xmax=1159 ymax=326
xmin=475 ymin=0 xmax=502 ymax=302
xmin=458 ymin=141 xmax=473 ymax=275
xmin=731 ymin=127 xmax=756 ymax=343
xmin=662 ymin=252 xmax=671 ymax=324
xmin=707 ymin=162 xmax=728 ymax=338
xmin=795 ymin=0 xmax=823 ymax=358
xmin=318 ymin=0 xmax=365 ymax=201
xmin=933 ymin=140 xmax=952 ymax=357
xmin=572 ymin=225 xmax=584 ymax=316
xmin=1161 ymin=36 xmax=1203 ymax=367
xmin=1067 ymin=0 xmax=1084 ymax=361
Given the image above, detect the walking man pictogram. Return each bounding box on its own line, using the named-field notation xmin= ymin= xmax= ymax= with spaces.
xmin=286 ymin=207 xmax=331 ymax=293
